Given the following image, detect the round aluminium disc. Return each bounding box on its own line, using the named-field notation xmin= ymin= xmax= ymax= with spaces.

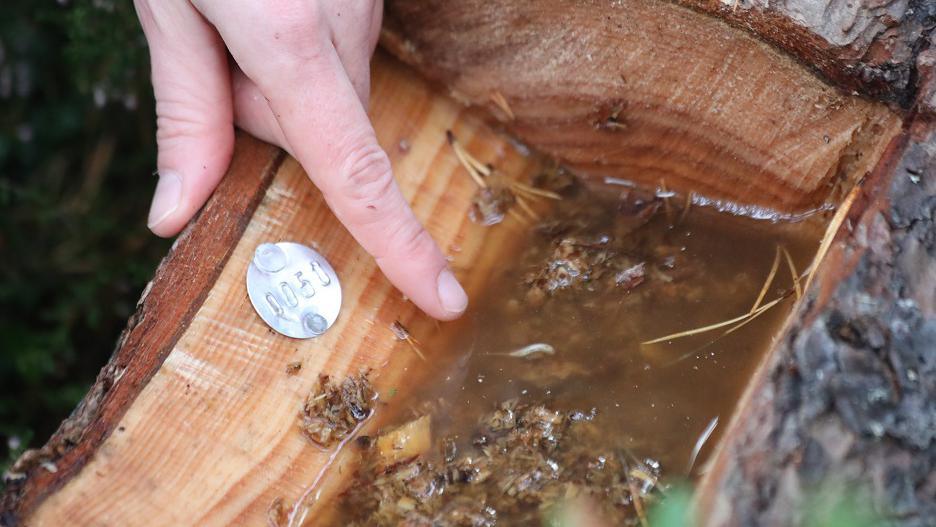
xmin=246 ymin=242 xmax=342 ymax=339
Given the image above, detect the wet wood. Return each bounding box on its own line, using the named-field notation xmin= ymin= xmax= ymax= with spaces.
xmin=2 ymin=53 xmax=538 ymax=527
xmin=382 ymin=0 xmax=902 ymax=216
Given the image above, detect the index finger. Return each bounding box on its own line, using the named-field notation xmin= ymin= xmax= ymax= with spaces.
xmin=207 ymin=9 xmax=467 ymax=320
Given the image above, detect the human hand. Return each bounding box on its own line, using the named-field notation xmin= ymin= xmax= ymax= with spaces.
xmin=134 ymin=0 xmax=468 ymax=320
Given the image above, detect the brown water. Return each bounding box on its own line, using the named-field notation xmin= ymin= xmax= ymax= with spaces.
xmin=329 ymin=181 xmax=819 ymax=525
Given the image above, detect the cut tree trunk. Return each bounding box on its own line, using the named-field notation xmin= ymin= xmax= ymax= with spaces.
xmin=3 ymin=1 xmax=935 ymax=526
xmin=381 ymin=0 xmax=903 ymax=215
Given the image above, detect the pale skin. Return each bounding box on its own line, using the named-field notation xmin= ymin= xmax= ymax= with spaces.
xmin=134 ymin=0 xmax=468 ymax=320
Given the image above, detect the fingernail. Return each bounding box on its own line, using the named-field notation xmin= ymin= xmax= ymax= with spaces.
xmin=437 ymin=268 xmax=468 ymax=315
xmin=147 ymin=169 xmax=182 ymax=229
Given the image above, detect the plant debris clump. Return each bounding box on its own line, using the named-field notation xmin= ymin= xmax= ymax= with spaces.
xmin=524 ymin=235 xmax=647 ymax=304
xmin=447 ymin=130 xmax=561 ymax=227
xmin=470 ymin=183 xmax=517 ymax=226
xmin=300 ymin=371 xmax=376 ymax=448
xmin=335 ymin=400 xmax=660 ymax=526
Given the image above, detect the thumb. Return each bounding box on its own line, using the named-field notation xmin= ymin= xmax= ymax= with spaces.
xmin=135 ymin=0 xmax=234 ymax=236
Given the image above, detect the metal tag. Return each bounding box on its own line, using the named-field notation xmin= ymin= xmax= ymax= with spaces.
xmin=246 ymin=242 xmax=342 ymax=339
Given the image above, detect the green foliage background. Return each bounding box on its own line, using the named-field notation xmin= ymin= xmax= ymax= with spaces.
xmin=0 ymin=1 xmax=168 ymax=475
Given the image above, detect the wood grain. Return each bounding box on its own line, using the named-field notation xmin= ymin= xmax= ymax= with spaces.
xmin=383 ymin=0 xmax=901 ymax=215
xmin=675 ymin=0 xmax=936 ymax=105
xmin=14 ymin=53 xmax=543 ymax=527
xmin=1 ymin=135 xmax=282 ymax=525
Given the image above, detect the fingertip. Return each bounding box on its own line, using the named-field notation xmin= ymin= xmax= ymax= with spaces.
xmin=147 ymin=169 xmax=183 ymax=236
xmin=435 ymin=268 xmax=468 ymax=319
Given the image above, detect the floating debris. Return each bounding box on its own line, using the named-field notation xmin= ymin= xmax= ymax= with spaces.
xmin=267 ymin=497 xmax=287 ymax=527
xmin=391 ymin=321 xmax=426 ymax=361
xmin=780 ymin=245 xmax=802 ymax=300
xmin=525 ymin=236 xmax=647 ymax=305
xmin=642 ymin=244 xmax=804 ymax=347
xmin=751 ymin=246 xmax=781 ymax=313
xmin=299 ymin=371 xmax=375 ymax=448
xmin=447 ymin=131 xmax=560 ymax=226
xmin=686 ymin=416 xmax=719 ymax=474
xmin=495 ymin=342 xmax=555 ymax=359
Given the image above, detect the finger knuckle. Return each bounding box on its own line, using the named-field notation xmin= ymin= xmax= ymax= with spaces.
xmin=383 ymin=217 xmax=435 ymax=261
xmin=337 ymin=140 xmax=395 ymax=207
xmin=266 ymin=1 xmax=326 ymax=60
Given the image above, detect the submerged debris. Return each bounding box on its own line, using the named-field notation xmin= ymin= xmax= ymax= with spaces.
xmin=318 ymin=165 xmax=814 ymax=525
xmin=375 ymin=415 xmax=432 ymax=468
xmin=505 ymin=342 xmax=555 ymax=359
xmin=447 ymin=130 xmax=560 ymax=227
xmin=471 ymin=184 xmax=516 ymax=226
xmin=300 ymin=371 xmax=376 ymax=448
xmin=267 ymin=497 xmax=287 ymax=527
xmin=525 ymin=236 xmax=646 ymax=304
xmin=686 ymin=416 xmax=719 ymax=475
xmin=334 ymin=400 xmax=660 ymax=526
xmin=391 ymin=320 xmax=426 ymax=361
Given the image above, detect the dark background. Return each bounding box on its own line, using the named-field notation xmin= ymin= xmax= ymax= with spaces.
xmin=0 ymin=1 xmax=168 ymax=477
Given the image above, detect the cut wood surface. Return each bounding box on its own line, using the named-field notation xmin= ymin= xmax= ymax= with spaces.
xmin=383 ymin=0 xmax=902 ymax=216
xmin=5 ymin=54 xmax=540 ymax=526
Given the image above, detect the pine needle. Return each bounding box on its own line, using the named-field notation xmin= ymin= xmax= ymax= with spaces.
xmin=641 ymin=296 xmax=786 ymax=348
xmin=641 ymin=296 xmax=784 ymax=345
xmin=507 ymin=208 xmax=531 ymax=226
xmin=446 ymin=130 xmax=562 ymax=226
xmin=662 ymin=293 xmax=791 ymax=365
xmin=725 ymin=295 xmax=782 ymax=336
xmin=453 ymin=146 xmax=487 ymax=188
xmin=804 ymin=180 xmax=862 ymax=292
xmin=514 ymin=194 xmax=540 ymax=221
xmin=780 ymin=245 xmax=802 ymax=300
xmin=446 ymin=130 xmax=489 ymax=187
xmin=678 ymin=192 xmax=693 ymax=225
xmin=751 ymin=246 xmax=781 ymax=313
xmin=489 ymin=90 xmax=515 ymax=121
xmin=511 ymin=181 xmax=562 ymax=200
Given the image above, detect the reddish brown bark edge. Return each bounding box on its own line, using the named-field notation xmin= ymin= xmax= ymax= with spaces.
xmin=697 ymin=111 xmax=936 ymax=525
xmin=0 ymin=134 xmax=284 ymax=526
